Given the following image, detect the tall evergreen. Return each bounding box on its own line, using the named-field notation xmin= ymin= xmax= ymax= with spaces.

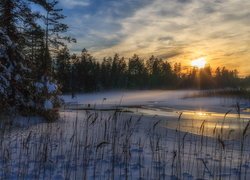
xmin=101 ymin=57 xmax=113 ymax=89
xmin=0 ymin=0 xmax=72 ymax=120
xmin=0 ymin=0 xmax=39 ymax=46
xmin=110 ymin=54 xmax=127 ymax=88
xmin=128 ymin=54 xmax=148 ymax=89
xmin=38 ymin=0 xmax=75 ymax=74
xmin=55 ymin=47 xmax=71 ymax=92
xmin=0 ymin=0 xmax=18 ymax=41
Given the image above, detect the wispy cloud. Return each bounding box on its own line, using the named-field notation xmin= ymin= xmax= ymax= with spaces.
xmin=60 ymin=0 xmax=90 ymax=8
xmin=62 ymin=0 xmax=250 ymax=75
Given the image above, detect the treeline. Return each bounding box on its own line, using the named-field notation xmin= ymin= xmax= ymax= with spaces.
xmin=55 ymin=48 xmax=248 ymax=93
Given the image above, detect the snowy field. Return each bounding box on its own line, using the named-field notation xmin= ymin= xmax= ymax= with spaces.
xmin=1 ymin=90 xmax=250 ymax=179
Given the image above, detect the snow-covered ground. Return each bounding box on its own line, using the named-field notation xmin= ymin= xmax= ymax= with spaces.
xmin=1 ymin=90 xmax=250 ymax=179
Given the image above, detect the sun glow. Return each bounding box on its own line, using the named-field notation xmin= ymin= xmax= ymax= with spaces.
xmin=191 ymin=57 xmax=207 ymax=68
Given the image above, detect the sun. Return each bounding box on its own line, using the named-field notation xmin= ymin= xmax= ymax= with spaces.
xmin=191 ymin=57 xmax=207 ymax=68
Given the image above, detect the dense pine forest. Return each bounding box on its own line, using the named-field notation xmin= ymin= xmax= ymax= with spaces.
xmin=56 ymin=48 xmax=250 ymax=93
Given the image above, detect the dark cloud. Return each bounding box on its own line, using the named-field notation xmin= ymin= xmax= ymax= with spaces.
xmin=158 ymin=50 xmax=182 ymax=59
xmin=222 ymin=12 xmax=250 ymax=23
xmin=158 ymin=36 xmax=174 ymax=42
xmin=201 ymin=5 xmax=217 ymax=14
xmin=224 ymin=49 xmax=249 ymax=57
xmin=177 ymin=0 xmax=192 ymax=3
xmin=209 ymin=32 xmax=238 ymax=39
xmin=156 ymin=9 xmax=181 ymax=17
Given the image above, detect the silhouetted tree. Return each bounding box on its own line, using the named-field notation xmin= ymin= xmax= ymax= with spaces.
xmin=161 ymin=61 xmax=175 ymax=88
xmin=146 ymin=56 xmax=162 ymax=88
xmin=37 ymin=0 xmax=75 ymax=74
xmin=55 ymin=47 xmax=71 ymax=92
xmin=100 ymin=56 xmax=112 ymax=89
xmin=53 ymin=48 xmax=244 ymax=92
xmin=110 ymin=54 xmax=127 ymax=88
xmin=128 ymin=54 xmax=148 ymax=89
xmin=73 ymin=49 xmax=98 ymax=92
xmin=199 ymin=65 xmax=214 ymax=89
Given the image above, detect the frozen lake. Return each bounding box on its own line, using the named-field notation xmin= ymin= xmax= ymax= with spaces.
xmin=62 ymin=90 xmax=250 ymax=112
xmin=63 ymin=90 xmax=250 ymax=137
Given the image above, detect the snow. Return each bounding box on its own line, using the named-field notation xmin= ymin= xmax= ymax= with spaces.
xmin=14 ymin=74 xmax=21 ymax=81
xmin=0 ymin=75 xmax=9 ymax=86
xmin=1 ymin=90 xmax=250 ymax=179
xmin=0 ymin=30 xmax=12 ymax=46
xmin=46 ymin=81 xmax=57 ymax=93
xmin=34 ymin=82 xmax=44 ymax=89
xmin=0 ymin=48 xmax=6 ymax=58
xmin=34 ymin=81 xmax=58 ymax=94
xmin=20 ymin=62 xmax=31 ymax=72
xmin=44 ymin=99 xmax=53 ymax=110
xmin=34 ymin=80 xmax=58 ymax=94
xmin=34 ymin=82 xmax=44 ymax=93
xmin=0 ymin=85 xmax=4 ymax=94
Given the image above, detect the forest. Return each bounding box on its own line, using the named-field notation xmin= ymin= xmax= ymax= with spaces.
xmin=55 ymin=48 xmax=249 ymax=93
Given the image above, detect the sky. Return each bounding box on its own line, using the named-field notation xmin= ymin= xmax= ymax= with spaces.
xmin=58 ymin=0 xmax=250 ymax=76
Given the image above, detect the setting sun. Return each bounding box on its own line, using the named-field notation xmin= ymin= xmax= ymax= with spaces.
xmin=191 ymin=57 xmax=207 ymax=68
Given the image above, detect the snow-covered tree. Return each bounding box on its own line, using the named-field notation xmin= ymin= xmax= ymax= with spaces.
xmin=0 ymin=0 xmax=75 ymax=120
xmin=0 ymin=30 xmax=60 ymax=120
xmin=0 ymin=30 xmax=30 ymax=111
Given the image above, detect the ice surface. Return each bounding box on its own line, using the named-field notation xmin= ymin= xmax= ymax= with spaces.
xmin=62 ymin=90 xmax=248 ymax=113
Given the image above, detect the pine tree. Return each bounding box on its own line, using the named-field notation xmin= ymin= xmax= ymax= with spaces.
xmin=38 ymin=0 xmax=76 ymax=74
xmin=0 ymin=0 xmax=18 ymax=41
xmin=100 ymin=57 xmax=112 ymax=89
xmin=128 ymin=54 xmax=148 ymax=89
xmin=0 ymin=0 xmax=40 ymax=46
xmin=0 ymin=0 xmax=72 ymax=120
xmin=110 ymin=54 xmax=127 ymax=88
xmin=55 ymin=47 xmax=71 ymax=92
xmin=0 ymin=30 xmax=31 ymax=111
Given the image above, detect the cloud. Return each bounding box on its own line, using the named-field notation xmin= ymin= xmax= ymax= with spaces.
xmin=63 ymin=0 xmax=250 ymax=75
xmin=60 ymin=0 xmax=90 ymax=8
xmin=158 ymin=50 xmax=183 ymax=59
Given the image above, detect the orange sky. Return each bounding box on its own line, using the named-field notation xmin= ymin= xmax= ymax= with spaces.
xmin=64 ymin=0 xmax=250 ymax=76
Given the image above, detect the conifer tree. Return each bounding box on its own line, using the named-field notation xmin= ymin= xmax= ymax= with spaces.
xmin=0 ymin=0 xmax=71 ymax=120
xmin=55 ymin=47 xmax=71 ymax=92
xmin=37 ymin=0 xmax=75 ymax=74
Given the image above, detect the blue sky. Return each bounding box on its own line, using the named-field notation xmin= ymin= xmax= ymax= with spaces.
xmin=59 ymin=0 xmax=152 ymax=51
xmin=58 ymin=0 xmax=250 ymax=75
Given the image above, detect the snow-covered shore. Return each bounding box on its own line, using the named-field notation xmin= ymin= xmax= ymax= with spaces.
xmin=0 ymin=90 xmax=250 ymax=179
